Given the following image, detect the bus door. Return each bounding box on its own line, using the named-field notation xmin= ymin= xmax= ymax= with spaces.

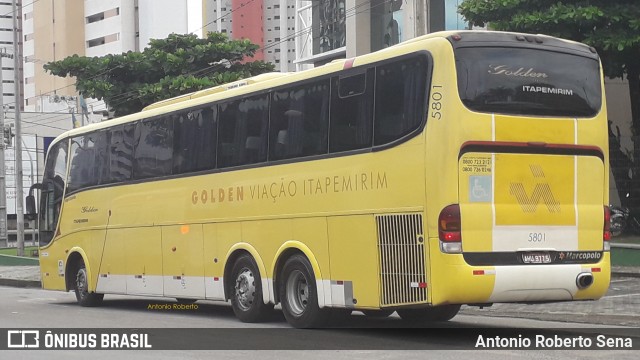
xmin=161 ymin=225 xmax=206 ymax=299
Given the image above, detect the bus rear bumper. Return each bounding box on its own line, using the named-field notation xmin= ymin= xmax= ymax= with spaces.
xmin=482 ymin=262 xmax=609 ymax=303
xmin=430 ymin=243 xmax=610 ymax=305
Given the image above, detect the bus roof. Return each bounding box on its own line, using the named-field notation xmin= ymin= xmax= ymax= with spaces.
xmin=141 ymin=72 xmax=290 ymax=111
xmin=51 ymin=30 xmax=592 ymax=146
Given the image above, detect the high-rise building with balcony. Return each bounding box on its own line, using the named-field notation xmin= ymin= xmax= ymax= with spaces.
xmin=23 ymin=0 xmax=191 ymax=114
xmin=203 ymin=0 xmax=301 ymax=72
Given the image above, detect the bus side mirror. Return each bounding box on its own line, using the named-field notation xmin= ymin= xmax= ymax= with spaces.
xmin=26 ymin=183 xmax=42 ymax=215
xmin=26 ymin=195 xmax=36 ymax=215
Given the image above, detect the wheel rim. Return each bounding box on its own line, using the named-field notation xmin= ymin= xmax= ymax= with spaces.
xmin=76 ymin=268 xmax=87 ymax=298
xmin=234 ymin=268 xmax=256 ymax=311
xmin=285 ymin=270 xmax=309 ymax=316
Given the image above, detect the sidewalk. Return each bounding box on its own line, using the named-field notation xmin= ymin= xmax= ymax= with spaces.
xmin=612 ymin=265 xmax=640 ymax=278
xmin=0 ymin=265 xmax=41 ymax=288
xmin=461 ymin=268 xmax=640 ymax=327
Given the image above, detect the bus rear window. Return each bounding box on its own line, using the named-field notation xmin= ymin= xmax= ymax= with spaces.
xmin=455 ymin=47 xmax=601 ymax=117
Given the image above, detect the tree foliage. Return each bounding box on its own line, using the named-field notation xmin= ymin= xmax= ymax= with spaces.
xmin=44 ymin=32 xmax=275 ymax=116
xmin=459 ymin=0 xmax=640 ymax=78
xmin=459 ymin=0 xmax=640 ymax=212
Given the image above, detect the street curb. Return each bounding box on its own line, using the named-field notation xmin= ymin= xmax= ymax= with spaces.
xmin=0 ymin=278 xmax=41 ymax=288
xmin=612 ymin=271 xmax=640 ymax=278
xmin=0 ymin=254 xmax=39 ymax=266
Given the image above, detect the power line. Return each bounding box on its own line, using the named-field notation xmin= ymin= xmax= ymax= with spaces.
xmin=193 ymin=0 xmax=258 ymax=35
xmin=103 ymin=0 xmax=390 ymax=111
xmin=12 ymin=1 xmax=290 ymax=110
xmin=14 ymin=0 xmax=261 ymax=108
xmin=18 ymin=0 xmax=391 ymax=128
xmin=0 ymin=0 xmax=41 ymax=17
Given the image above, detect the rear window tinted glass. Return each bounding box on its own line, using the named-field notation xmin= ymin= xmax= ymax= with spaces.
xmin=455 ymin=47 xmax=601 ymax=117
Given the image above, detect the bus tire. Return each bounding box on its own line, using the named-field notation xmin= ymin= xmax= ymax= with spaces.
xmin=230 ymin=254 xmax=272 ymax=322
xmin=362 ymin=309 xmax=394 ymax=318
xmin=74 ymin=259 xmax=103 ymax=307
xmin=397 ymin=305 xmax=461 ymax=323
xmin=279 ymin=254 xmax=327 ymax=328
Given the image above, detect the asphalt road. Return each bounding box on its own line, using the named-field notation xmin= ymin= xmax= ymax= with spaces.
xmin=461 ymin=276 xmax=640 ymax=327
xmin=1 ymin=286 xmax=639 ymax=359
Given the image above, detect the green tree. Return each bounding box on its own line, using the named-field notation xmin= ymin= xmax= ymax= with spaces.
xmin=44 ymin=32 xmax=275 ymax=116
xmin=459 ymin=0 xmax=640 ymax=213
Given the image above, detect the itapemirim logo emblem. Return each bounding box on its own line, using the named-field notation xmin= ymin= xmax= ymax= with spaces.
xmin=509 ymin=165 xmax=561 ymax=213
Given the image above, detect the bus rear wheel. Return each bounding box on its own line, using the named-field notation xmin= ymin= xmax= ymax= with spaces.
xmin=279 ymin=254 xmax=327 ymax=328
xmin=397 ymin=305 xmax=460 ymax=323
xmin=74 ymin=259 xmax=103 ymax=307
xmin=230 ymin=254 xmax=272 ymax=322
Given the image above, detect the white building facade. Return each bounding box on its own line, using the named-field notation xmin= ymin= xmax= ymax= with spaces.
xmin=23 ymin=0 xmax=192 ymax=114
xmin=0 ymin=2 xmax=19 ymax=112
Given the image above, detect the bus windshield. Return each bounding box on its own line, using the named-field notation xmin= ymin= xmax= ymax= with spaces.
xmin=455 ymin=47 xmax=602 ymax=117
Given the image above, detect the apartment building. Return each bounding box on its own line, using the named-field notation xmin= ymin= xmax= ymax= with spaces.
xmin=23 ymin=0 xmax=190 ymax=114
xmin=203 ymin=0 xmax=299 ymax=72
xmin=0 ymin=1 xmax=19 ymax=112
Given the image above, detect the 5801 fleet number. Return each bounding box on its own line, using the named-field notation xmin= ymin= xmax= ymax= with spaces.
xmin=528 ymin=232 xmax=546 ymax=242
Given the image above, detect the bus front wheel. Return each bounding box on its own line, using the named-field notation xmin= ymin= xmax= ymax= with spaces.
xmin=279 ymin=254 xmax=327 ymax=328
xmin=397 ymin=305 xmax=461 ymax=323
xmin=74 ymin=259 xmax=103 ymax=307
xmin=230 ymin=254 xmax=272 ymax=322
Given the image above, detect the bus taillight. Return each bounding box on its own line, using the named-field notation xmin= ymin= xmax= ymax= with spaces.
xmin=603 ymin=205 xmax=611 ymax=251
xmin=439 ymin=204 xmax=462 ymax=253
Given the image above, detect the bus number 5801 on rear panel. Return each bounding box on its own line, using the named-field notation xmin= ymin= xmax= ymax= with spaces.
xmin=528 ymin=232 xmax=546 ymax=242
xmin=431 ymin=85 xmax=443 ymax=120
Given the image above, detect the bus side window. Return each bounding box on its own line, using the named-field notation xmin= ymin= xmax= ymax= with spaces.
xmin=172 ymin=106 xmax=217 ymax=174
xmin=218 ymin=101 xmax=242 ymax=167
xmin=374 ymin=56 xmax=428 ymax=145
xmin=95 ymin=130 xmax=110 ymax=185
xmin=241 ymin=95 xmax=269 ymax=164
xmin=107 ymin=124 xmax=135 ymax=183
xmin=133 ymin=117 xmax=174 ymax=179
xmin=269 ymin=90 xmax=290 ymax=159
xmin=218 ymin=95 xmax=269 ymax=168
xmin=68 ymin=132 xmax=106 ymax=193
xmin=329 ymin=69 xmax=374 ymax=153
xmin=269 ymin=80 xmax=329 ymax=161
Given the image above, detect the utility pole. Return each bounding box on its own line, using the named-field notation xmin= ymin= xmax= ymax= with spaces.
xmin=0 ymin=48 xmax=12 ymax=248
xmin=416 ymin=1 xmax=429 ymax=37
xmin=12 ymin=0 xmax=24 ymax=256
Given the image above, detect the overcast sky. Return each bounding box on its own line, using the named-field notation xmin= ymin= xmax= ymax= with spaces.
xmin=187 ymin=0 xmax=203 ymax=37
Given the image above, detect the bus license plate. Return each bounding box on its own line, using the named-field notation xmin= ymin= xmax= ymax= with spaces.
xmin=522 ymin=253 xmax=552 ymax=264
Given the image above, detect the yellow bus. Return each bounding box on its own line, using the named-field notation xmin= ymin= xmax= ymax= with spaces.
xmin=30 ymin=30 xmax=611 ymax=328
